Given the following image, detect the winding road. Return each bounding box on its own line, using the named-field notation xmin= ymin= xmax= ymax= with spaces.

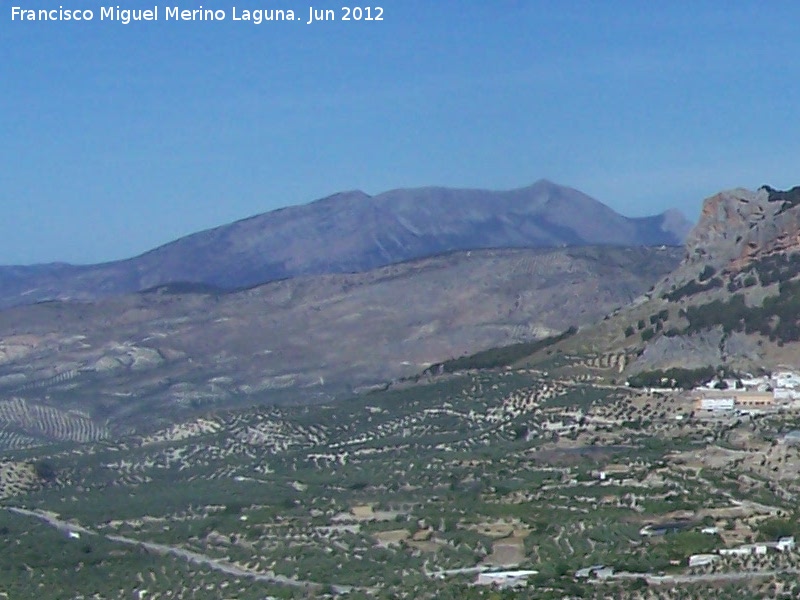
xmin=7 ymin=506 xmax=356 ymax=594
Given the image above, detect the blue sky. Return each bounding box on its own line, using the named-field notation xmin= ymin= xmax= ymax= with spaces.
xmin=3 ymin=1 xmax=800 ymax=264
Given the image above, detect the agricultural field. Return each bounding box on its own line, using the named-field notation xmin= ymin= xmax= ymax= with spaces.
xmin=3 ymin=357 xmax=800 ymax=599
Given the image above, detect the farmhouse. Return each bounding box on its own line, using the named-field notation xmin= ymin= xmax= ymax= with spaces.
xmin=777 ymin=536 xmax=796 ymax=552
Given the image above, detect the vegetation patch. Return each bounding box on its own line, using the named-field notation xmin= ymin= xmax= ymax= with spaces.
xmin=764 ymin=184 xmax=800 ymax=214
xmin=682 ymin=281 xmax=800 ymax=343
xmin=627 ymin=366 xmax=716 ymax=389
xmin=424 ymin=326 xmax=577 ymax=374
xmin=663 ymin=277 xmax=723 ymax=302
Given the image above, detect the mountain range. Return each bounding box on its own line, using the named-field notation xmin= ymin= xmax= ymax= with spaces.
xmin=0 ymin=180 xmax=691 ymax=308
xmin=0 ymin=178 xmax=696 ymax=440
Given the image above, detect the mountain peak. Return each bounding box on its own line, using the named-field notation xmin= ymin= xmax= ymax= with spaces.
xmin=658 ymin=208 xmax=694 ymax=241
xmin=528 ymin=178 xmax=561 ymax=189
xmin=0 ymin=181 xmax=688 ymax=308
xmin=310 ymin=189 xmax=372 ymax=207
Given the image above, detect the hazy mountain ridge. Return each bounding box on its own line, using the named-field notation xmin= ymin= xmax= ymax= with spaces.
xmin=0 ymin=180 xmax=691 ymax=308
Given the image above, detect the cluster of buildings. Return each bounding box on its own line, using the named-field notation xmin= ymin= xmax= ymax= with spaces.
xmin=688 ymin=536 xmax=795 ymax=567
xmin=692 ymin=370 xmax=800 ymax=413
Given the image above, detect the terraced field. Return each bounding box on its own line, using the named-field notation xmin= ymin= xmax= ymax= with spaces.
xmin=3 ymin=360 xmax=800 ymax=599
xmin=0 ymin=398 xmax=110 ymax=447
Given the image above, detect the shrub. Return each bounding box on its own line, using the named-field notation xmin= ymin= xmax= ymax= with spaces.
xmin=663 ymin=277 xmax=723 ymax=301
xmin=425 ymin=326 xmax=578 ymax=373
xmin=628 ymin=366 xmax=716 ymax=389
xmin=699 ymin=265 xmax=717 ymax=282
xmin=33 ymin=460 xmax=57 ymax=482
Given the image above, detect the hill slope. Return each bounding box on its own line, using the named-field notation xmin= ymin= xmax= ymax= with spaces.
xmin=0 ymin=180 xmax=691 ymax=308
xmin=533 ymin=185 xmax=800 ymax=379
xmin=0 ymin=246 xmax=681 ymax=438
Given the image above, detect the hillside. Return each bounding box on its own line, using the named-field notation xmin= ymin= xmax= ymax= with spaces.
xmin=0 ymin=246 xmax=681 ymax=442
xmin=524 ymin=185 xmax=800 ymax=380
xmin=0 ymin=180 xmax=691 ymax=308
xmin=4 ymin=349 xmax=800 ymax=599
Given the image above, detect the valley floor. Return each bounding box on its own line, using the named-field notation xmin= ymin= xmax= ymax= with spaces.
xmin=3 ymin=355 xmax=800 ymax=599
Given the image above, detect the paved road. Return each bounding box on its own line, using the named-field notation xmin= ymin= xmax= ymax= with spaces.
xmin=608 ymin=568 xmax=800 ymax=586
xmin=104 ymin=534 xmax=334 ymax=591
xmin=645 ymin=570 xmax=796 ymax=585
xmin=425 ymin=565 xmax=490 ymax=578
xmin=7 ymin=506 xmax=355 ymax=594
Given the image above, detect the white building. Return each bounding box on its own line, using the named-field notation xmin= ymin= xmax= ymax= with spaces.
xmin=719 ymin=544 xmax=767 ymax=556
xmin=740 ymin=376 xmax=772 ymax=391
xmin=773 ymin=389 xmax=800 ymax=402
xmin=777 ymin=536 xmax=795 ymax=552
xmin=688 ymin=554 xmax=719 ymax=567
xmin=774 ymin=372 xmax=800 ymax=389
xmin=574 ymin=565 xmax=614 ymax=579
xmin=699 ymin=397 xmax=735 ymax=411
xmin=475 ymin=570 xmax=538 ymax=588
xmin=719 ymin=547 xmax=750 ymax=557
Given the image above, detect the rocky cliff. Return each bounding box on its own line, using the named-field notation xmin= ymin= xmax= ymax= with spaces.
xmin=538 ymin=185 xmax=800 ymax=377
xmin=656 ymin=185 xmax=800 ymax=295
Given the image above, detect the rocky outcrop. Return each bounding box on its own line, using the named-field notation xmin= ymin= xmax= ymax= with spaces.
xmin=609 ymin=184 xmax=800 ymax=377
xmin=655 ymin=185 xmax=800 ymax=295
xmin=630 ymin=327 xmax=761 ymax=372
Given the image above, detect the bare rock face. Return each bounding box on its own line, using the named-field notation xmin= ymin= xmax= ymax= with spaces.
xmin=655 ymin=186 xmax=800 ymax=294
xmin=604 ymin=184 xmax=800 ymax=378
xmin=630 ymin=327 xmax=761 ymax=373
xmin=684 ymin=188 xmax=770 ymax=263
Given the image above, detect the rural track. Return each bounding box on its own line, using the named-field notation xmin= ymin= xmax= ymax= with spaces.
xmin=6 ymin=506 xmax=359 ymax=594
